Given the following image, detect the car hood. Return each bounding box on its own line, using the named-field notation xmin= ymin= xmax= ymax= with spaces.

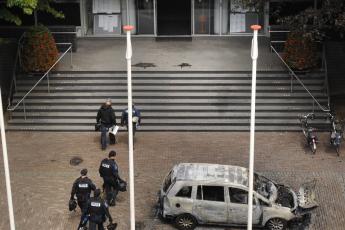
xmin=296 ymin=179 xmax=318 ymax=209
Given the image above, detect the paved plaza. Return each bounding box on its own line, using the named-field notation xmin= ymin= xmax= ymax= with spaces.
xmin=1 ymin=131 xmax=345 ymax=230
xmin=57 ymin=37 xmax=285 ymax=72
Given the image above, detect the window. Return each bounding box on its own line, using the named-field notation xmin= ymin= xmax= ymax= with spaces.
xmin=163 ymin=171 xmax=173 ymax=192
xmin=197 ymin=185 xmax=202 ymax=200
xmin=229 ymin=187 xmax=248 ymax=204
xmin=197 ymin=185 xmax=225 ymax=202
xmin=176 ymin=186 xmax=192 ymax=198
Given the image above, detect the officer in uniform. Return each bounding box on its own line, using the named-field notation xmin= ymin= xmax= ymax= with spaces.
xmin=120 ymin=104 xmax=141 ymax=137
xmin=71 ymin=168 xmax=96 ymax=212
xmin=99 ymin=150 xmax=119 ymax=206
xmin=79 ymin=189 xmax=113 ymax=230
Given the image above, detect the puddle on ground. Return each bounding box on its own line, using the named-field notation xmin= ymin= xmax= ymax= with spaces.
xmin=70 ymin=156 xmax=83 ymax=166
xmin=177 ymin=62 xmax=192 ymax=69
xmin=135 ymin=221 xmax=145 ymax=230
xmin=132 ymin=62 xmax=156 ymax=69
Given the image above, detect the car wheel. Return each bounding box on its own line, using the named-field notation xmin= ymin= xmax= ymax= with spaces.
xmin=174 ymin=214 xmax=197 ymax=230
xmin=265 ymin=218 xmax=287 ymax=230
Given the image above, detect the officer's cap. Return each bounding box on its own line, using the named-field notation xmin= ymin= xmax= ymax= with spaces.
xmin=109 ymin=150 xmax=116 ymax=158
xmin=80 ymin=168 xmax=88 ymax=176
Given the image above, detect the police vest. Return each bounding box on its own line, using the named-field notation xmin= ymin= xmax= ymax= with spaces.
xmin=76 ymin=178 xmax=92 ymax=195
xmin=89 ymin=198 xmax=103 ymax=216
xmin=100 ymin=159 xmax=117 ymax=177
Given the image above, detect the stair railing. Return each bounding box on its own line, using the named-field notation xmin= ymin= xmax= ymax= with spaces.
xmin=7 ymin=33 xmax=25 ymax=108
xmin=270 ymin=45 xmax=330 ymax=113
xmin=7 ymin=42 xmax=73 ymax=120
xmin=322 ymin=44 xmax=331 ymax=110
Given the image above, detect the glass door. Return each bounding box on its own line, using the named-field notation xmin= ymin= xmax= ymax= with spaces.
xmin=194 ymin=0 xmax=214 ymax=35
xmin=136 ymin=0 xmax=154 ymax=34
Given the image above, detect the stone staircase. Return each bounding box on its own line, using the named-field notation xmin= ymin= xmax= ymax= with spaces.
xmin=6 ymin=71 xmax=329 ymax=131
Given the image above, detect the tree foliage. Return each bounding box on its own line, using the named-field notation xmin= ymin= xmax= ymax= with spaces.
xmin=278 ymin=0 xmax=345 ymax=40
xmin=0 ymin=0 xmax=64 ymax=26
xmin=21 ymin=25 xmax=58 ymax=72
xmin=283 ymin=31 xmax=318 ymax=70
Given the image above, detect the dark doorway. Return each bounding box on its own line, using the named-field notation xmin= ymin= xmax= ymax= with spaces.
xmin=157 ymin=0 xmax=191 ymax=36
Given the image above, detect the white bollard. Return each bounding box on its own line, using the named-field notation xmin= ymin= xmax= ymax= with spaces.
xmin=247 ymin=24 xmax=261 ymax=230
xmin=0 ymin=88 xmax=16 ymax=230
xmin=123 ymin=25 xmax=135 ymax=230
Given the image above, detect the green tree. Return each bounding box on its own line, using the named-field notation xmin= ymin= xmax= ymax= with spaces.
xmin=278 ymin=0 xmax=345 ymax=41
xmin=0 ymin=0 xmax=64 ymax=26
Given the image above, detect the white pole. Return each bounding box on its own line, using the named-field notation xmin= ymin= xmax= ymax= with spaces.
xmin=124 ymin=25 xmax=135 ymax=230
xmin=0 ymin=88 xmax=16 ymax=230
xmin=247 ymin=25 xmax=261 ymax=230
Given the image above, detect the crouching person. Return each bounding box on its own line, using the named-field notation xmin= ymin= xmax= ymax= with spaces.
xmin=120 ymin=104 xmax=141 ymax=137
xmin=78 ymin=189 xmax=114 ymax=230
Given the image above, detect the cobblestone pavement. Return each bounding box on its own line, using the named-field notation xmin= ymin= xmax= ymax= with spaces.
xmin=1 ymin=132 xmax=345 ymax=230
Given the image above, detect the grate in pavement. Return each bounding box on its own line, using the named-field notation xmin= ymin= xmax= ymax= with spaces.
xmin=69 ymin=156 xmax=83 ymax=166
xmin=135 ymin=221 xmax=145 ymax=230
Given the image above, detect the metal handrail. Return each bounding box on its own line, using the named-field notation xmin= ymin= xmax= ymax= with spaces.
xmin=7 ymin=33 xmax=25 ymax=107
xmin=7 ymin=43 xmax=73 ymax=119
xmin=270 ymin=45 xmax=330 ymax=112
xmin=322 ymin=44 xmax=331 ymax=110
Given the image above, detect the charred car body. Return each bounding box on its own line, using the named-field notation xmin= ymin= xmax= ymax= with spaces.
xmin=157 ymin=163 xmax=317 ymax=230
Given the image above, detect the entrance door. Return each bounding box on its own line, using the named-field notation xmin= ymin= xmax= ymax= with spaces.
xmin=157 ymin=0 xmax=191 ymax=35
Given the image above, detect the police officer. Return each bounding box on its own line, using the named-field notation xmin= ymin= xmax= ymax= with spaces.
xmin=120 ymin=104 xmax=141 ymax=137
xmin=99 ymin=150 xmax=119 ymax=206
xmin=79 ymin=188 xmax=113 ymax=230
xmin=71 ymin=168 xmax=96 ymax=212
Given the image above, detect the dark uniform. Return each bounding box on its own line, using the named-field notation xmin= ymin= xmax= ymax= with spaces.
xmin=99 ymin=158 xmax=119 ymax=206
xmin=80 ymin=192 xmax=113 ymax=230
xmin=121 ymin=106 xmax=141 ymax=137
xmin=71 ymin=176 xmax=96 ymax=212
xmin=96 ymin=103 xmax=117 ymax=150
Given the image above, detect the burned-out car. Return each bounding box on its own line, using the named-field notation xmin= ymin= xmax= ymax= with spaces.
xmin=157 ymin=163 xmax=317 ymax=230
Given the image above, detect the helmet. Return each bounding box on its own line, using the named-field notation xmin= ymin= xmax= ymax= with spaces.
xmin=69 ymin=199 xmax=77 ymax=211
xmin=107 ymin=223 xmax=118 ymax=230
xmin=118 ymin=180 xmax=127 ymax=192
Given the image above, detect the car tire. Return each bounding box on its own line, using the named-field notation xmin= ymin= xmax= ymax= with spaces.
xmin=265 ymin=218 xmax=287 ymax=230
xmin=174 ymin=214 xmax=197 ymax=230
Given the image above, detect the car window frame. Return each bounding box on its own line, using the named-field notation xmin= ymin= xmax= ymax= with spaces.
xmin=228 ymin=186 xmax=258 ymax=206
xmin=175 ymin=185 xmax=193 ymax=198
xmin=196 ymin=185 xmax=226 ymax=203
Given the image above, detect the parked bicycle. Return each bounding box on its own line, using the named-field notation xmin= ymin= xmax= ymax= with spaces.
xmin=299 ymin=113 xmax=318 ymax=154
xmin=325 ymin=113 xmax=344 ymax=156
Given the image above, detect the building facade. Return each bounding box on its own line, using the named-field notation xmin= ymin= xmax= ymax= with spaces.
xmin=77 ymin=0 xmax=269 ymax=36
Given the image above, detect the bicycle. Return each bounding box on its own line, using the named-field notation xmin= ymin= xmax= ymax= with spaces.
xmin=325 ymin=113 xmax=343 ymax=156
xmin=299 ymin=113 xmax=318 ymax=154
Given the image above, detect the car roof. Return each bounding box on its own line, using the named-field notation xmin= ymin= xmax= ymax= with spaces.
xmin=172 ymin=163 xmax=249 ymax=187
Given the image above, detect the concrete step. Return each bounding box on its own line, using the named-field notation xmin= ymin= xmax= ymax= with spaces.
xmin=9 ymin=111 xmax=327 ymax=119
xmin=11 ymin=98 xmax=328 ymax=106
xmin=11 ymin=105 xmax=324 ymax=112
xmin=13 ymin=91 xmax=327 ymax=99
xmin=16 ymin=72 xmax=293 ymax=79
xmin=15 ymin=85 xmax=325 ymax=92
xmin=9 ymin=71 xmax=329 ymax=132
xmin=5 ymin=124 xmax=303 ymax=132
xmin=16 ymin=78 xmax=324 ymax=86
xmin=9 ymin=118 xmax=331 ymax=126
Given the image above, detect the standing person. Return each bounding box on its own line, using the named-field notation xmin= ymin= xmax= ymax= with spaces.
xmin=96 ymin=99 xmax=117 ymax=150
xmin=78 ymin=189 xmax=114 ymax=230
xmin=121 ymin=104 xmax=141 ymax=137
xmin=70 ymin=168 xmax=96 ymax=212
xmin=99 ymin=150 xmax=119 ymax=206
